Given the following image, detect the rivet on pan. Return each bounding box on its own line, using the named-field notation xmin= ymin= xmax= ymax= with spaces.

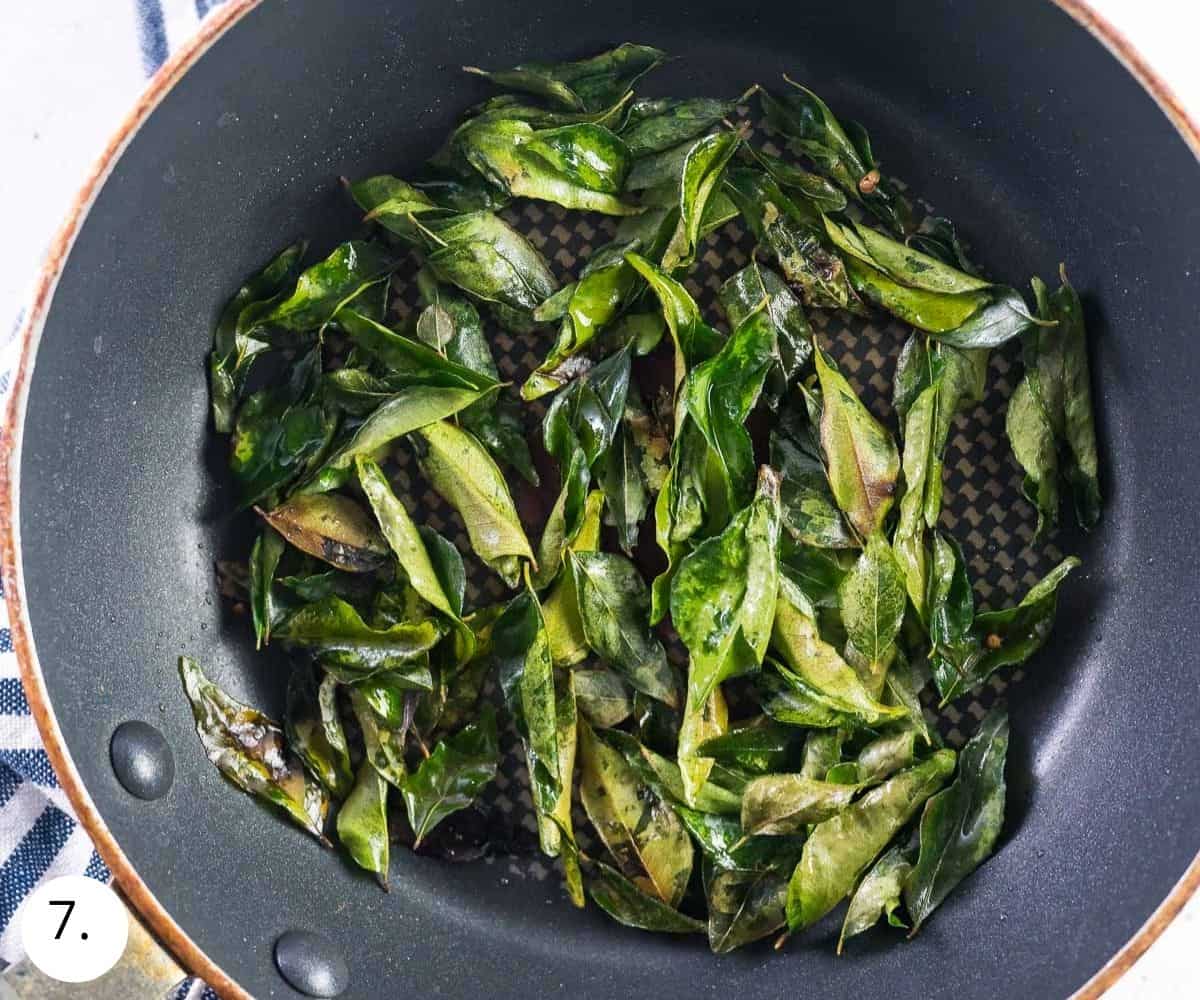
xmin=109 ymin=720 xmax=175 ymax=800
xmin=274 ymin=929 xmax=350 ymax=998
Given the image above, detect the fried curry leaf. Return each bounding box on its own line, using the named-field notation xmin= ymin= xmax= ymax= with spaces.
xmin=210 ymin=240 xmax=306 ymax=432
xmin=401 ymin=704 xmax=499 ymax=848
xmin=719 ymin=261 xmax=813 ymax=409
xmin=724 ymin=166 xmax=859 ymax=310
xmin=416 ymin=211 xmax=557 ymax=327
xmin=660 ymin=132 xmax=741 ymax=271
xmin=256 ymin=240 xmax=395 ymax=333
xmin=494 ymin=586 xmax=562 ymax=833
xmin=695 ymin=719 xmax=801 ymax=775
xmin=303 ymin=378 xmax=496 ymax=495
xmin=180 ymin=657 xmax=330 ymax=843
xmin=348 ymin=174 xmax=443 ymax=237
xmin=416 ymin=419 xmax=534 ymax=587
xmin=706 ymin=840 xmax=807 ymax=954
xmin=814 ymin=347 xmax=900 ymax=541
xmin=285 ymin=666 xmax=354 ymax=800
xmin=260 ymin=493 xmax=388 ymax=574
xmin=905 ymin=707 xmax=1008 ymax=934
xmin=249 ymin=528 xmax=286 ymax=648
xmin=785 ymin=750 xmax=956 ymax=931
xmin=542 ymin=491 xmax=605 ymax=667
xmin=620 ymin=96 xmax=734 ymax=156
xmin=760 ymin=81 xmax=911 ymax=236
xmin=741 ymin=775 xmax=860 ymax=837
xmin=770 ymin=430 xmax=854 ymax=549
xmin=464 ymin=43 xmax=667 ymax=112
xmin=772 ymin=575 xmax=906 ymax=727
xmin=588 ymin=862 xmax=705 ymax=934
xmin=275 ymin=595 xmax=442 ymax=677
xmin=337 ymin=760 xmax=391 ymax=887
xmin=931 ymin=556 xmax=1079 ymax=702
xmin=1009 ymin=269 xmax=1102 ymax=535
xmin=838 ymin=841 xmax=915 ymax=951
xmin=839 ymin=534 xmax=907 ymax=689
xmin=573 ymin=667 xmax=635 ymax=729
xmin=672 ymin=467 xmax=781 ymax=710
xmin=578 ymin=719 xmax=693 ymax=906
xmin=568 ymin=551 xmax=678 ymax=708
xmin=230 ymin=347 xmax=331 ymax=508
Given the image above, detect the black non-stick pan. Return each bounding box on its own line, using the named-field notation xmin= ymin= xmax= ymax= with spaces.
xmin=4 ymin=1 xmax=1199 ymax=997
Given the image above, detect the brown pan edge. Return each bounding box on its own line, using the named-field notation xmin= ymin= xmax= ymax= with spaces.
xmin=0 ymin=2 xmax=1195 ymax=998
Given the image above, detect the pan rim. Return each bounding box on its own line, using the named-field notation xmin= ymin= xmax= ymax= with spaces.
xmin=0 ymin=2 xmax=1195 ymax=997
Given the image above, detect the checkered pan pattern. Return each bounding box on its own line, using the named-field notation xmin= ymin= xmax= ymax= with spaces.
xmin=1 ymin=5 xmax=1063 ymax=995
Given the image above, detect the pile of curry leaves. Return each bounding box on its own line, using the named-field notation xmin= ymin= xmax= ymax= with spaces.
xmin=184 ymin=43 xmax=1100 ymax=952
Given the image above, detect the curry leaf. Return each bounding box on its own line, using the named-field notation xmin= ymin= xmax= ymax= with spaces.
xmin=771 ymin=430 xmax=855 ymax=549
xmin=706 ymin=840 xmax=807 ymax=954
xmin=838 ymin=841 xmax=915 ymax=951
xmin=741 ymin=775 xmax=860 ymax=837
xmin=621 ymin=96 xmax=733 ymax=156
xmin=578 ymin=719 xmax=693 ymax=906
xmin=573 ymin=666 xmax=634 ymax=729
xmin=905 ymin=707 xmax=1009 ymax=934
xmin=285 ymin=667 xmax=354 ymax=800
xmin=542 ymin=492 xmax=604 ymax=667
xmin=839 ymin=533 xmax=907 ymax=689
xmin=275 ymin=595 xmax=442 ymax=677
xmin=400 ymin=704 xmax=499 ymax=848
xmin=772 ymin=576 xmax=906 ymax=726
xmin=260 ymin=494 xmax=388 ymax=573
xmin=416 ymin=419 xmax=534 ymax=587
xmin=249 ymin=528 xmax=286 ymax=648
xmin=210 ymin=241 xmax=306 ymax=431
xmin=785 ymin=750 xmax=956 ymax=931
xmin=464 ymin=43 xmax=667 ymax=112
xmin=672 ymin=467 xmax=781 ymax=710
xmin=660 ymin=132 xmax=741 ymax=271
xmin=588 ymin=862 xmax=704 ymax=934
xmin=814 ymin=346 xmax=900 ymax=540
xmin=180 ymin=657 xmax=330 ymax=843
xmin=337 ymin=760 xmax=391 ymax=887
xmin=568 ymin=551 xmax=678 ymax=708
xmin=256 ymin=240 xmax=395 ymax=333
xmin=493 ymin=587 xmax=561 ymax=828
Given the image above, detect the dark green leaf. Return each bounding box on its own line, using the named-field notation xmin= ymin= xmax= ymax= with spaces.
xmin=720 ymin=261 xmax=813 ymax=409
xmin=464 ymin=43 xmax=667 ymax=112
xmin=771 ymin=430 xmax=854 ymax=549
xmin=621 ymin=96 xmax=734 ymax=156
xmin=568 ymin=551 xmax=677 ymax=708
xmin=705 ymin=840 xmax=807 ymax=953
xmin=588 ymin=862 xmax=704 ymax=934
xmin=400 ymin=704 xmax=499 ymax=847
xmin=724 ymin=166 xmax=859 ymax=310
xmin=838 ymin=841 xmax=915 ymax=951
xmin=660 ymin=132 xmax=741 ymax=271
xmin=275 ymin=595 xmax=442 ymax=676
xmin=210 ymin=241 xmax=306 ymax=432
xmin=905 ymin=708 xmax=1009 ymax=933
xmin=256 ymin=240 xmax=395 ymax=333
xmin=179 ymin=657 xmax=330 ymax=842
xmin=672 ymin=467 xmax=781 ymax=710
xmin=542 ymin=492 xmax=604 ymax=666
xmin=249 ymin=528 xmax=286 ymax=648
xmin=695 ymin=719 xmax=800 ymax=774
xmin=285 ymin=667 xmax=354 ymax=799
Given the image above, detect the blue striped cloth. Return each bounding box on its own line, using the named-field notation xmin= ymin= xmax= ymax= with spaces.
xmin=1 ymin=5 xmax=229 ymax=996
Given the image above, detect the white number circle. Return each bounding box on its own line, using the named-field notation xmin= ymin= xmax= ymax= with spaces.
xmin=19 ymin=875 xmax=129 ymax=983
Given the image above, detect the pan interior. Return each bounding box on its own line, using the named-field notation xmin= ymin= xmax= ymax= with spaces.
xmin=14 ymin=2 xmax=1200 ymax=999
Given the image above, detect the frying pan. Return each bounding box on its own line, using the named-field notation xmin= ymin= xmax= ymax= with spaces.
xmin=4 ymin=1 xmax=1199 ymax=997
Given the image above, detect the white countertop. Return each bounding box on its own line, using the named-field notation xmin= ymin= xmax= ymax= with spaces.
xmin=0 ymin=2 xmax=1194 ymax=996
